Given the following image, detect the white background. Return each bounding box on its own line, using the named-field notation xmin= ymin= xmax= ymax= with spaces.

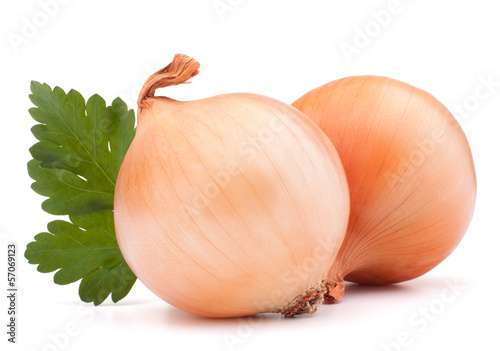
xmin=1 ymin=0 xmax=499 ymax=350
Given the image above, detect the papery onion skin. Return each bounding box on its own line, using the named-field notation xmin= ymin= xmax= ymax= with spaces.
xmin=114 ymin=55 xmax=350 ymax=317
xmin=293 ymin=76 xmax=476 ymax=302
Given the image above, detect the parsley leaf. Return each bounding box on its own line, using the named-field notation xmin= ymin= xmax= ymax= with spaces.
xmin=25 ymin=211 xmax=137 ymax=305
xmin=28 ymin=81 xmax=135 ymax=215
xmin=25 ymin=82 xmax=137 ymax=305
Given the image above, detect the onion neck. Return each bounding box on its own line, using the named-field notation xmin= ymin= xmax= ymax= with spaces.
xmin=137 ymin=54 xmax=200 ymax=115
xmin=324 ymin=277 xmax=345 ymax=304
xmin=324 ymin=227 xmax=363 ymax=303
xmin=324 ymin=257 xmax=349 ymax=303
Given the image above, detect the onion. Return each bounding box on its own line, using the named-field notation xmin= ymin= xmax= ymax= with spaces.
xmin=114 ymin=55 xmax=350 ymax=317
xmin=292 ymin=76 xmax=476 ymax=302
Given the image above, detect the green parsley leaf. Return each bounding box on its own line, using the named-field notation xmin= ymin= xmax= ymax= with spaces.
xmin=25 ymin=211 xmax=136 ymax=305
xmin=79 ymin=259 xmax=137 ymax=305
xmin=26 ymin=82 xmax=137 ymax=305
xmin=28 ymin=81 xmax=135 ymax=215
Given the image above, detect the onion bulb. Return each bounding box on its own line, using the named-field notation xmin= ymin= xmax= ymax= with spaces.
xmin=293 ymin=76 xmax=476 ymax=302
xmin=114 ymin=55 xmax=350 ymax=317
